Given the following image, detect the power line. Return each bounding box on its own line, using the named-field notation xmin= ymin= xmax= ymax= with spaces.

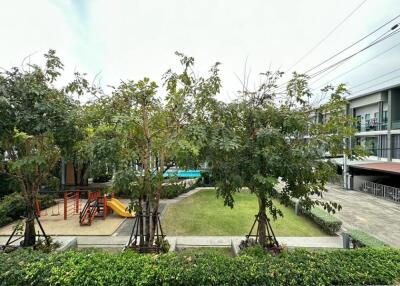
xmin=285 ymin=0 xmax=368 ymax=73
xmin=308 ymin=28 xmax=400 ymax=79
xmin=275 ymin=14 xmax=400 ymax=92
xmin=277 ymin=26 xmax=400 ymax=94
xmin=349 ymin=66 xmax=400 ymax=90
xmin=303 ymin=13 xmax=400 ymax=74
xmin=351 ymin=73 xmax=400 ymax=94
xmin=311 ymin=40 xmax=400 ymax=89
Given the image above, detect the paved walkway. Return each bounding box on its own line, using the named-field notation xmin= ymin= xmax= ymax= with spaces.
xmin=113 ymin=187 xmax=208 ymax=236
xmin=324 ymin=184 xmax=400 ymax=247
xmin=3 ymin=235 xmax=339 ymax=250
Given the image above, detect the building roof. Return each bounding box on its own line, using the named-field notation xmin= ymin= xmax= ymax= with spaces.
xmin=346 ymin=83 xmax=400 ymax=101
xmin=350 ymin=162 xmax=400 ymax=175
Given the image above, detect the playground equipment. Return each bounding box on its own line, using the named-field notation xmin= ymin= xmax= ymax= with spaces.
xmin=35 ymin=197 xmax=60 ymax=217
xmin=64 ymin=191 xmax=81 ymax=220
xmin=35 ymin=188 xmax=133 ymax=226
xmin=107 ymin=198 xmax=135 ymax=218
xmin=79 ymin=191 xmax=134 ymax=226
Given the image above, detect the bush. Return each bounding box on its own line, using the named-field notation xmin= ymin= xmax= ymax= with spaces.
xmin=300 ymin=206 xmax=342 ymax=235
xmin=200 ymin=171 xmax=215 ymax=186
xmin=0 ymin=248 xmax=399 ymax=285
xmin=349 ymin=229 xmax=388 ymax=248
xmin=93 ymin=174 xmax=112 ymax=183
xmin=0 ymin=173 xmax=14 ymax=199
xmin=0 ymin=192 xmax=56 ymax=227
xmin=160 ymin=183 xmax=186 ymax=199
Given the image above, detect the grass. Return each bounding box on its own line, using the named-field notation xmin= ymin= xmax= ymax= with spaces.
xmin=163 ymin=189 xmax=329 ymax=236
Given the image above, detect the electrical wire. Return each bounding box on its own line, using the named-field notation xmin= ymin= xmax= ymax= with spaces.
xmin=351 ymin=73 xmax=400 ymax=94
xmin=276 ymin=26 xmax=400 ymax=93
xmin=284 ymin=0 xmax=368 ymax=73
xmin=311 ymin=40 xmax=400 ymax=89
xmin=349 ymin=66 xmax=400 ymax=90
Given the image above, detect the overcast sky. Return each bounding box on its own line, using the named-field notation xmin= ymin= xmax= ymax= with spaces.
xmin=1 ymin=0 xmax=400 ymax=102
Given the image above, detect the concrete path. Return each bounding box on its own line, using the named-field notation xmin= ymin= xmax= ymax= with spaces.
xmin=7 ymin=235 xmax=340 ymax=250
xmin=324 ymin=184 xmax=400 ymax=247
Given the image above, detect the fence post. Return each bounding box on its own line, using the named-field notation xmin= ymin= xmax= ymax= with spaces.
xmin=104 ymin=195 xmax=108 ymax=219
xmin=64 ymin=192 xmax=67 ymax=220
xmin=75 ymin=191 xmax=80 ymax=213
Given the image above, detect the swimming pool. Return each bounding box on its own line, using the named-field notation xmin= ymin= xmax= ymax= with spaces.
xmin=163 ymin=170 xmax=201 ymax=178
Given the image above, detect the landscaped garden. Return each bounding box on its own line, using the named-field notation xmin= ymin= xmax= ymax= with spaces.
xmin=163 ymin=189 xmax=328 ymax=236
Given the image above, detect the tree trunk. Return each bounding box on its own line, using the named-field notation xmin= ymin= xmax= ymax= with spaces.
xmin=23 ymin=185 xmax=37 ymax=247
xmin=142 ymin=100 xmax=152 ymax=247
xmin=257 ymin=194 xmax=267 ymax=247
xmin=138 ymin=197 xmax=144 ymax=247
xmin=149 ymin=149 xmax=165 ymax=244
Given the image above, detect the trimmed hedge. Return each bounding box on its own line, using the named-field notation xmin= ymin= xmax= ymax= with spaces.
xmin=349 ymin=229 xmax=388 ymax=248
xmin=0 ymin=248 xmax=399 ymax=285
xmin=301 ymin=206 xmax=342 ymax=235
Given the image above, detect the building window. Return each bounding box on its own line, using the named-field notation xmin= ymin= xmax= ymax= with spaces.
xmin=381 ymin=111 xmax=388 ymax=130
xmin=365 ymin=114 xmax=371 ymax=131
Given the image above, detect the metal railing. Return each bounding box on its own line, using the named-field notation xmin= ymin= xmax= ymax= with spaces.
xmin=355 ymin=120 xmax=400 ymax=132
xmin=360 ymin=181 xmax=400 ymax=203
xmin=356 ymin=119 xmax=387 ymax=132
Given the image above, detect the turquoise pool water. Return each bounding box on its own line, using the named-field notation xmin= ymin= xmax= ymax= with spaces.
xmin=163 ymin=170 xmax=201 ymax=178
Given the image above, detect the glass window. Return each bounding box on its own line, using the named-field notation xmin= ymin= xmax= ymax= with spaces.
xmin=383 ymin=111 xmax=388 ymax=122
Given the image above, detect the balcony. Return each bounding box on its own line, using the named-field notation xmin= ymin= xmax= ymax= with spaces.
xmin=392 ymin=120 xmax=400 ymax=130
xmin=356 ymin=118 xmax=387 ymax=132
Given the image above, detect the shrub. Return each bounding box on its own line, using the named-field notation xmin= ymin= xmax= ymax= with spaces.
xmin=0 ymin=192 xmax=56 ymax=227
xmin=0 ymin=248 xmax=399 ymax=286
xmin=0 ymin=173 xmax=14 ymax=199
xmin=160 ymin=183 xmax=186 ymax=199
xmin=93 ymin=174 xmax=112 ymax=183
xmin=349 ymin=229 xmax=388 ymax=248
xmin=300 ymin=206 xmax=342 ymax=234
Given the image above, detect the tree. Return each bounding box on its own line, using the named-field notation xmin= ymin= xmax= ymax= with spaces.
xmin=204 ymin=71 xmax=362 ymax=249
xmin=91 ymin=52 xmax=222 ymax=250
xmin=0 ymin=51 xmax=91 ymax=246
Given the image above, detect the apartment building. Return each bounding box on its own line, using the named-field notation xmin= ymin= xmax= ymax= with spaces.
xmin=348 ymin=84 xmax=400 ymax=161
xmin=337 ymin=84 xmax=400 ymax=203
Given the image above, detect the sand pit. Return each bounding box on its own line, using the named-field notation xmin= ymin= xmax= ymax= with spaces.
xmin=0 ymin=200 xmax=131 ymax=236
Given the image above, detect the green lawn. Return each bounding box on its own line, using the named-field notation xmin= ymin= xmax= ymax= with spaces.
xmin=163 ymin=189 xmax=328 ymax=236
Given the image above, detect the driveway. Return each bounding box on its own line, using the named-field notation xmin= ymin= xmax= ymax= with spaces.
xmin=324 ymin=184 xmax=400 ymax=247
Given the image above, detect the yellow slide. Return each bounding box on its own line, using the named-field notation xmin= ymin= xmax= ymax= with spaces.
xmin=107 ymin=198 xmax=135 ymax=218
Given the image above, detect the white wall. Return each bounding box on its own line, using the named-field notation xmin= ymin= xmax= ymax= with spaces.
xmin=352 ymin=175 xmax=383 ymax=191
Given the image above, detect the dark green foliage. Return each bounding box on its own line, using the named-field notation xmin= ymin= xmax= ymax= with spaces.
xmin=349 ymin=229 xmax=388 ymax=248
xmin=0 ymin=174 xmax=14 ymax=199
xmin=160 ymin=183 xmax=186 ymax=199
xmin=0 ymin=192 xmax=56 ymax=227
xmin=93 ymin=174 xmax=113 ymax=183
xmin=200 ymin=171 xmax=215 ymax=186
xmin=0 ymin=248 xmax=399 ymax=285
xmin=301 ymin=207 xmax=342 ymax=235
